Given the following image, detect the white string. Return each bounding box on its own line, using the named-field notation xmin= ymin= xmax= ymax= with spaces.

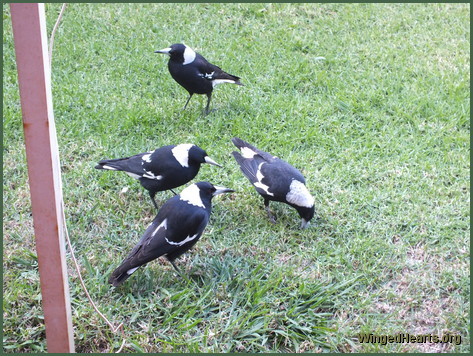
xmin=48 ymin=3 xmax=67 ymax=69
xmin=48 ymin=4 xmax=127 ymax=352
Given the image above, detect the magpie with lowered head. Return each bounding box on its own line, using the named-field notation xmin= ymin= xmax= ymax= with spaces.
xmin=231 ymin=137 xmax=315 ymax=229
xmin=155 ymin=43 xmax=243 ymax=115
xmin=95 ymin=144 xmax=221 ymax=209
xmin=108 ymin=182 xmax=234 ymax=287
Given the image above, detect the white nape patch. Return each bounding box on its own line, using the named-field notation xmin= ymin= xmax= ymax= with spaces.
xmin=142 ymin=170 xmax=163 ymax=180
xmin=253 ymin=163 xmax=274 ymax=196
xmin=171 ymin=144 xmax=193 ymax=168
xmin=180 ymin=184 xmax=205 ymax=208
xmin=212 ymin=79 xmax=236 ymax=88
xmin=126 ymin=266 xmax=139 ymax=275
xmin=165 ymin=233 xmax=198 ymax=247
xmin=142 ymin=152 xmax=154 ymax=163
xmin=125 ymin=171 xmax=142 ymax=180
xmin=151 ymin=219 xmax=167 ymax=238
xmin=182 ymin=46 xmax=197 ymax=65
xmin=286 ymin=179 xmax=314 ymax=208
xmin=240 ymin=147 xmax=258 ymax=159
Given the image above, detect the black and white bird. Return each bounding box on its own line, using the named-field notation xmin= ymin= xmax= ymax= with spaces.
xmin=108 ymin=181 xmax=234 ymax=287
xmin=231 ymin=137 xmax=315 ymax=229
xmin=155 ymin=43 xmax=243 ymax=115
xmin=95 ymin=144 xmax=221 ymax=209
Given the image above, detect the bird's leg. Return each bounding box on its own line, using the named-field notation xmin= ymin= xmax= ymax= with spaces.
xmin=150 ymin=192 xmax=159 ymax=210
xmin=169 ymin=259 xmax=192 ymax=284
xmin=169 ymin=260 xmax=181 ymax=274
xmin=204 ymin=93 xmax=212 ymax=115
xmin=183 ymin=93 xmax=193 ymax=110
xmin=170 ymin=189 xmax=177 ymax=195
xmin=264 ymin=199 xmax=277 ymax=224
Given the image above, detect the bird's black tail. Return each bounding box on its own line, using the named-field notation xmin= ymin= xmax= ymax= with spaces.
xmin=218 ymin=71 xmax=243 ymax=86
xmin=231 ymin=75 xmax=244 ymax=86
xmin=231 ymin=137 xmax=276 ymax=163
xmin=95 ymin=157 xmax=129 ymax=171
xmin=108 ymin=264 xmax=139 ymax=287
xmin=231 ymin=137 xmax=255 ymax=151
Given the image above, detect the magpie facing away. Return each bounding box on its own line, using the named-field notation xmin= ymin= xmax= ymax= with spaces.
xmin=155 ymin=43 xmax=243 ymax=115
xmin=95 ymin=144 xmax=221 ymax=209
xmin=231 ymin=137 xmax=315 ymax=229
xmin=108 ymin=182 xmax=234 ymax=287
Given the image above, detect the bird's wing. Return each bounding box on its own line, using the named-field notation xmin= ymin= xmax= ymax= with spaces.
xmin=232 ymin=137 xmax=308 ymax=200
xmin=164 ymin=199 xmax=209 ymax=241
xmin=109 ymin=199 xmax=209 ymax=286
xmin=257 ymin=160 xmax=307 ymax=198
xmin=194 ymin=54 xmax=241 ymax=82
xmin=108 ymin=212 xmax=174 ymax=286
xmin=233 ymin=150 xmax=283 ymax=197
xmin=231 ymin=151 xmax=261 ymax=184
xmin=139 ymin=148 xmax=171 ymax=180
xmin=264 ymin=159 xmax=306 ymax=184
xmin=163 ymin=207 xmax=209 ymax=261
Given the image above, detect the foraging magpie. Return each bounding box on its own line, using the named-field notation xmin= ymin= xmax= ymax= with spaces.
xmin=108 ymin=181 xmax=234 ymax=286
xmin=155 ymin=43 xmax=243 ymax=115
xmin=95 ymin=144 xmax=221 ymax=209
xmin=231 ymin=137 xmax=315 ymax=229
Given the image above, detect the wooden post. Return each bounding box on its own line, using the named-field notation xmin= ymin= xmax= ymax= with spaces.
xmin=10 ymin=3 xmax=75 ymax=353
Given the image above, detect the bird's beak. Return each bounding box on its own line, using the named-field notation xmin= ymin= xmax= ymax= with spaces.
xmin=213 ymin=186 xmax=235 ymax=196
xmin=301 ymin=218 xmax=310 ymax=229
xmin=204 ymin=156 xmax=222 ymax=167
xmin=154 ymin=47 xmax=172 ymax=55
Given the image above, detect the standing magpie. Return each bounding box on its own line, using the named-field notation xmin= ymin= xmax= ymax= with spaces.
xmin=108 ymin=182 xmax=234 ymax=287
xmin=95 ymin=144 xmax=221 ymax=209
xmin=155 ymin=43 xmax=243 ymax=115
xmin=231 ymin=137 xmax=315 ymax=229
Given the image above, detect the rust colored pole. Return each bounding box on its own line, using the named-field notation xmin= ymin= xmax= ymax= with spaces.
xmin=10 ymin=3 xmax=75 ymax=353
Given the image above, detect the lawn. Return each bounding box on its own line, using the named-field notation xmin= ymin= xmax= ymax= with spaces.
xmin=3 ymin=3 xmax=470 ymax=353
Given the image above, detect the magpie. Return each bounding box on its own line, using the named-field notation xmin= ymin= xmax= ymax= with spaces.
xmin=95 ymin=144 xmax=221 ymax=209
xmin=108 ymin=181 xmax=234 ymax=286
xmin=231 ymin=137 xmax=315 ymax=229
xmin=155 ymin=43 xmax=243 ymax=115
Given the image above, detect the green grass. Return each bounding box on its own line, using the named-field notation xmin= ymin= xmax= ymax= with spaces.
xmin=3 ymin=3 xmax=470 ymax=352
